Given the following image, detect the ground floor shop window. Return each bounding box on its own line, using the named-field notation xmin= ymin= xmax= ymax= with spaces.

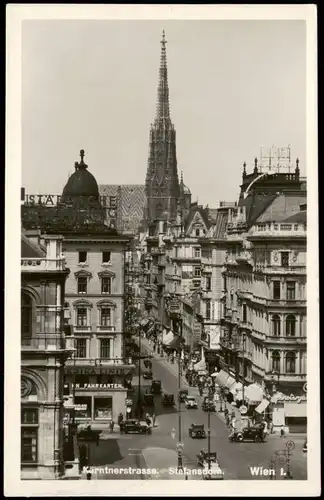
xmin=74 ymin=396 xmax=92 ymax=418
xmin=285 ymin=416 xmax=307 ymax=433
xmin=94 ymin=397 xmax=113 ymax=419
xmin=21 ymin=408 xmax=39 ymax=464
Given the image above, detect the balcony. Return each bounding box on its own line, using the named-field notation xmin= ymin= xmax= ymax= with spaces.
xmin=248 ymin=222 xmax=306 ymax=240
xmin=252 ymin=296 xmax=306 ymax=308
xmin=237 ymin=320 xmax=253 ymax=331
xmin=21 ymin=258 xmax=66 ymax=272
xmin=265 ymin=336 xmax=307 ymax=345
xmin=96 ymin=325 xmax=116 ymax=333
xmin=236 ymin=251 xmax=253 ymax=266
xmin=21 ymin=333 xmax=75 ymax=351
xmin=264 ymin=371 xmax=306 ymax=383
xmin=73 ymin=325 xmax=92 ymax=333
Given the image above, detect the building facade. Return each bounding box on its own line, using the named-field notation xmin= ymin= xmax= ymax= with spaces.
xmin=21 ymin=230 xmax=73 ymax=479
xmin=219 ymin=158 xmax=307 ymax=406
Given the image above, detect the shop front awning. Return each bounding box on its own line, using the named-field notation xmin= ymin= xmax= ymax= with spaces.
xmin=161 ymin=329 xmax=175 ymax=346
xmin=255 ymin=399 xmax=270 ymax=414
xmin=230 ymin=382 xmax=243 ymax=395
xmin=213 ymin=369 xmax=229 ymax=387
xmin=245 ymin=383 xmax=264 ymax=404
xmin=167 ymin=336 xmax=185 ymax=351
xmin=193 ymin=359 xmax=207 ymax=372
xmin=224 ymin=376 xmax=236 ymax=390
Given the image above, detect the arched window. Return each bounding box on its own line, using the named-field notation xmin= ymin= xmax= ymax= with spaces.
xmin=285 ymin=352 xmax=296 ymax=373
xmin=271 ymin=351 xmax=281 ymax=372
xmin=272 ymin=314 xmax=281 ymax=336
xmin=21 ymin=291 xmax=32 ymax=339
xmin=286 ymin=315 xmax=296 ymax=336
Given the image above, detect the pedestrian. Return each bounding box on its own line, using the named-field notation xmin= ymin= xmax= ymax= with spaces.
xmin=280 ymin=425 xmax=285 ymax=438
xmin=110 ymin=420 xmax=115 ymax=433
xmin=152 ymin=413 xmax=156 ymax=427
xmin=118 ymin=412 xmax=124 ymax=427
xmin=224 ymin=407 xmax=229 ymax=418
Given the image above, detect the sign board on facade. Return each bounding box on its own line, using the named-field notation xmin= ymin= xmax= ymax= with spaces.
xmin=66 ymin=367 xmax=132 ymax=376
xmin=23 ymin=194 xmax=117 ymax=207
xmin=72 ymin=383 xmax=124 ymax=390
xmin=272 ymin=394 xmax=307 ymax=404
xmin=125 ymin=399 xmax=133 ymax=406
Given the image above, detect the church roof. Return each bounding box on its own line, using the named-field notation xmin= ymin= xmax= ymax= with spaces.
xmin=99 ymin=184 xmax=146 ymax=218
xmin=62 ymin=150 xmax=99 ymax=199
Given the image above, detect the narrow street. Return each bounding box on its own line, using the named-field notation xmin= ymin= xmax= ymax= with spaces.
xmin=85 ymin=336 xmax=307 ymax=481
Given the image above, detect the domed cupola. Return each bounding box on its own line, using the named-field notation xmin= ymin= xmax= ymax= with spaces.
xmin=62 ymin=150 xmax=99 ymax=202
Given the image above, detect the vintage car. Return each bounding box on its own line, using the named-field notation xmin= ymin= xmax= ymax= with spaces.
xmin=143 ymin=371 xmax=153 ymax=380
xmin=163 ymin=394 xmax=175 ymax=406
xmin=229 ymin=424 xmax=265 ymax=443
xmin=120 ymin=419 xmax=151 ymax=435
xmin=202 ymin=400 xmax=216 ymax=412
xmin=77 ymin=426 xmax=102 ymax=442
xmin=143 ymin=392 xmax=155 ymax=406
xmin=178 ymin=389 xmax=189 ymax=402
xmin=185 ymin=396 xmax=198 ymax=409
xmin=151 ymin=380 xmax=162 ymax=394
xmin=189 ymin=423 xmax=206 ymax=439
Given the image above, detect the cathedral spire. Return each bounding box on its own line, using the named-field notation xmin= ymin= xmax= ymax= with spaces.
xmin=156 ymin=30 xmax=170 ymax=121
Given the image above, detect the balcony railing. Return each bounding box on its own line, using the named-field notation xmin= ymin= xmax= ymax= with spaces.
xmin=96 ymin=325 xmax=116 ymax=332
xmin=264 ymin=371 xmax=306 ymax=382
xmin=265 ymin=336 xmax=307 ymax=344
xmin=21 ymin=258 xmax=66 ymax=272
xmin=21 ymin=333 xmax=75 ymax=351
xmin=249 ymin=222 xmax=306 ymax=238
xmin=73 ymin=325 xmax=92 ymax=333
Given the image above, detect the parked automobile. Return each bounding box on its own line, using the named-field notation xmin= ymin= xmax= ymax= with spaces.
xmin=143 ymin=393 xmax=155 ymax=406
xmin=229 ymin=425 xmax=265 ymax=443
xmin=202 ymin=400 xmax=216 ymax=412
xmin=144 ymin=359 xmax=152 ymax=369
xmin=77 ymin=426 xmax=102 ymax=442
xmin=151 ymin=380 xmax=162 ymax=394
xmin=189 ymin=423 xmax=206 ymax=439
xmin=120 ymin=419 xmax=151 ymax=435
xmin=163 ymin=394 xmax=175 ymax=406
xmin=185 ymin=396 xmax=198 ymax=409
xmin=202 ymin=461 xmax=224 ymax=480
xmin=178 ymin=389 xmax=189 ymax=402
xmin=143 ymin=371 xmax=153 ymax=379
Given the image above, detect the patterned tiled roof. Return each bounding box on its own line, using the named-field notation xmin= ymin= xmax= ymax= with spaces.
xmin=212 ymin=210 xmax=229 ymax=239
xmin=99 ymin=184 xmax=146 ymax=234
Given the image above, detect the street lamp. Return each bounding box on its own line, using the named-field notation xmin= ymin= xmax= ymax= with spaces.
xmin=271 ymin=369 xmax=280 ymax=394
xmin=241 ymin=332 xmax=246 ymax=406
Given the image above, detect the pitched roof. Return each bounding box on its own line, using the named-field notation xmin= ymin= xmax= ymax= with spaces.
xmin=281 ymin=210 xmax=306 ymax=224
xmin=184 ymin=206 xmax=210 ymax=233
xmin=254 ymin=194 xmax=307 ymax=223
xmin=211 ymin=210 xmax=229 ymax=239
xmin=99 ymin=185 xmax=146 ymax=218
xmin=238 ymin=193 xmax=278 ymax=227
xmin=21 ymin=232 xmax=45 ymax=258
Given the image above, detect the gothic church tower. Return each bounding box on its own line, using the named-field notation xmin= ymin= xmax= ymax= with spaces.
xmin=145 ymin=31 xmax=180 ymax=225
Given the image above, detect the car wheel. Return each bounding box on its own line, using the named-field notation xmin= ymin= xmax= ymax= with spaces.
xmin=237 ymin=433 xmax=243 ymax=442
xmin=254 ymin=435 xmax=261 ymax=443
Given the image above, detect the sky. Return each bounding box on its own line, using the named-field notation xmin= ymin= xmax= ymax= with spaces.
xmin=21 ymin=19 xmax=306 ymax=206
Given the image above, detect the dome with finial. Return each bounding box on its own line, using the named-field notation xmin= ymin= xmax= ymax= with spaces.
xmin=62 ymin=150 xmax=99 ymax=199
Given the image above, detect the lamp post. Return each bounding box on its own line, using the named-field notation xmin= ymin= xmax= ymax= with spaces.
xmin=207 ymin=377 xmax=213 ymax=478
xmin=176 ymin=316 xmax=184 ymax=472
xmin=241 ymin=332 xmax=246 ymax=406
xmin=137 ymin=326 xmax=143 ymax=418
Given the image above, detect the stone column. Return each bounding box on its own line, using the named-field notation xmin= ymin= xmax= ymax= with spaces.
xmin=280 ymin=350 xmax=285 ymax=374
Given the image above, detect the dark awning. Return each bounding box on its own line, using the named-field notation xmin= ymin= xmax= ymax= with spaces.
xmin=166 ymin=336 xmax=185 ymax=351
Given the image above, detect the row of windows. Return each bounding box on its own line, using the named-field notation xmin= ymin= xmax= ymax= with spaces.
xmin=273 ymin=281 xmax=300 ymax=300
xmin=76 ymin=306 xmax=112 ymax=327
xmin=21 ymin=408 xmax=38 ymax=464
xmin=78 ymin=251 xmax=111 ymax=264
xmin=77 ymin=276 xmax=111 ymax=294
xmin=75 ymin=338 xmax=112 ymax=358
xmin=271 ymin=351 xmax=304 ymax=374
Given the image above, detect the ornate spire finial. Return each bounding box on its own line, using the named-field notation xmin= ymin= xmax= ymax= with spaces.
xmin=296 ymin=157 xmax=300 ymax=168
xmin=74 ymin=161 xmax=79 ymax=171
xmin=78 ymin=149 xmax=88 ymax=169
xmin=181 ymin=171 xmax=183 ymax=184
xmin=254 ymin=157 xmax=258 ymax=173
xmin=155 ymin=30 xmax=170 ymax=121
xmin=243 ymin=161 xmax=247 ymax=176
